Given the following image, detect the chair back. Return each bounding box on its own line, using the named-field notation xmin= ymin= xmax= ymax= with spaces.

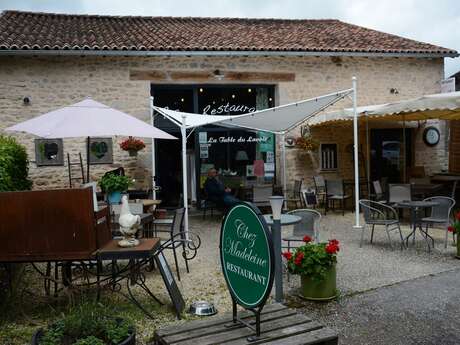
xmin=293 ymin=180 xmax=303 ymax=194
xmin=301 ymin=190 xmax=317 ymax=207
xmin=359 ymin=199 xmax=397 ymax=223
xmin=287 ymin=209 xmax=321 ymax=242
xmin=388 ymin=184 xmax=412 ymax=203
xmin=313 ymin=176 xmax=326 ymax=191
xmin=326 ymin=179 xmax=344 ymax=196
xmin=252 ymin=185 xmax=273 ymax=203
xmin=423 ymin=196 xmax=455 ymax=222
xmin=373 ymin=180 xmax=383 ymax=196
xmin=171 ymin=207 xmax=186 ymax=236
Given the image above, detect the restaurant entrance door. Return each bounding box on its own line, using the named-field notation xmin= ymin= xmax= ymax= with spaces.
xmin=370 ymin=128 xmax=412 ymax=183
xmin=152 ymin=84 xmax=275 ymax=207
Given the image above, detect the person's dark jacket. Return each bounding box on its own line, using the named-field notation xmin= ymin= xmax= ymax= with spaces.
xmin=204 ymin=177 xmax=225 ymax=205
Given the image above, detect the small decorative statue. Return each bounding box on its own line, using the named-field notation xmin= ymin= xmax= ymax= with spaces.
xmin=118 ymin=195 xmax=141 ymax=247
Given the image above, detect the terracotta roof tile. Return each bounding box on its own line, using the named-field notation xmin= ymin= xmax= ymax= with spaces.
xmin=0 ymin=10 xmax=456 ymax=56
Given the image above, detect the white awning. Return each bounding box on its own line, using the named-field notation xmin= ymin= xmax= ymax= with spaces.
xmin=154 ymin=88 xmax=353 ymax=134
xmin=308 ymin=91 xmax=460 ymax=126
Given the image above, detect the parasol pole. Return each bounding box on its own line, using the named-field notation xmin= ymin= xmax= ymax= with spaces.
xmin=86 ymin=136 xmax=90 ymax=183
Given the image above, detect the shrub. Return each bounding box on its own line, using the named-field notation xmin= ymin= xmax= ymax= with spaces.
xmin=39 ymin=302 xmax=133 ymax=345
xmin=98 ymin=174 xmax=132 ymax=193
xmin=0 ymin=135 xmax=32 ymax=191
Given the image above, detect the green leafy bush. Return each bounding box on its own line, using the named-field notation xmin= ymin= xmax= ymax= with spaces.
xmin=0 ymin=135 xmax=32 ymax=191
xmin=38 ymin=303 xmax=133 ymax=345
xmin=98 ymin=174 xmax=132 ymax=193
xmin=74 ymin=336 xmax=105 ymax=345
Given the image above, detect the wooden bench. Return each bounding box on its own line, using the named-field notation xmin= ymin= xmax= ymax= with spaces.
xmin=154 ymin=303 xmax=338 ymax=345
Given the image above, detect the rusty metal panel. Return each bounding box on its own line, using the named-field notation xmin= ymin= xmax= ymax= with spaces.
xmin=0 ymin=188 xmax=111 ymax=262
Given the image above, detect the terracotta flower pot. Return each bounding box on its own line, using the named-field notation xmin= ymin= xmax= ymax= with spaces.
xmin=299 ymin=264 xmax=337 ymax=301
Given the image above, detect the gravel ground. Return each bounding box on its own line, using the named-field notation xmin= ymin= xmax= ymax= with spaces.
xmin=293 ymin=268 xmax=460 ymax=345
xmin=137 ymin=210 xmax=459 ymax=339
xmin=3 ymin=210 xmax=458 ymax=344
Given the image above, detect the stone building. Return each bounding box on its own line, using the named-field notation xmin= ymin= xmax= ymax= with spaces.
xmin=0 ymin=11 xmax=457 ymax=205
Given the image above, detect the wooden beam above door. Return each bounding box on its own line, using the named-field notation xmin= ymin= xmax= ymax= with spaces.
xmin=129 ymin=69 xmax=295 ymax=82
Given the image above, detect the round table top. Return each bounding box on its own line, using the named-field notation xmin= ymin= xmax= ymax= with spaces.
xmin=396 ymin=200 xmax=439 ymax=209
xmin=263 ymin=214 xmax=301 ymax=226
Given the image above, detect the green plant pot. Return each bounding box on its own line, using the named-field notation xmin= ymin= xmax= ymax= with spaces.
xmin=299 ymin=264 xmax=337 ymax=301
xmin=107 ymin=191 xmax=122 ymax=204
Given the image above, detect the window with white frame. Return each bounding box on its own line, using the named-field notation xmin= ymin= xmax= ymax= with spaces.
xmin=320 ymin=143 xmax=338 ymax=170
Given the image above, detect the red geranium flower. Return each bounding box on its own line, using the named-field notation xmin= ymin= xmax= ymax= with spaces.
xmin=303 ymin=235 xmax=312 ymax=243
xmin=325 ymin=243 xmax=339 ymax=254
xmin=282 ymin=251 xmax=293 ymax=260
xmin=448 ymin=226 xmax=455 ymax=233
xmin=456 ymin=212 xmax=460 ymax=221
xmin=329 ymin=239 xmax=339 ymax=246
xmin=294 ymin=252 xmax=304 ymax=266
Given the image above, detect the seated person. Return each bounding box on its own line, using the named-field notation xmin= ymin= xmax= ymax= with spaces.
xmin=204 ymin=168 xmax=240 ymax=207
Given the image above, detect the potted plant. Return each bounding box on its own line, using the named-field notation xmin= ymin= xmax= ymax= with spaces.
xmin=120 ymin=137 xmax=145 ymax=157
xmin=294 ymin=134 xmax=318 ymax=152
xmin=282 ymin=237 xmax=339 ymax=300
xmin=31 ymin=303 xmax=135 ymax=345
xmin=99 ymin=174 xmax=132 ymax=204
xmin=448 ymin=212 xmax=460 ymax=258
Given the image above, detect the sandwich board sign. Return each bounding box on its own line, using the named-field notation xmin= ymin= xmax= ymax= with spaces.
xmin=220 ymin=202 xmax=274 ymax=340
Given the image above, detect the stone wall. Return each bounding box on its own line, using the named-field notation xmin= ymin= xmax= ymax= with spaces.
xmin=0 ymin=55 xmax=444 ymax=191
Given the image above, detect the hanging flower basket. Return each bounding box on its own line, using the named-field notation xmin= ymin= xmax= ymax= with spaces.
xmin=120 ymin=137 xmax=145 ymax=156
xmin=283 ymin=237 xmax=339 ymax=300
xmin=294 ymin=135 xmax=319 ymax=152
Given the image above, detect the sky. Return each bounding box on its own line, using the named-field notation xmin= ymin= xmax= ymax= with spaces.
xmin=1 ymin=0 xmax=459 ymax=77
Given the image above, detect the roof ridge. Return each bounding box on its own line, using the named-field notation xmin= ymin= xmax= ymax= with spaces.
xmin=0 ymin=10 xmax=339 ymax=22
xmin=0 ymin=10 xmax=456 ymax=56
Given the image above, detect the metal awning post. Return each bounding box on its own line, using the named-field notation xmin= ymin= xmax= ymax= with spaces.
xmin=281 ymin=132 xmax=288 ymax=211
xmin=181 ymin=115 xmax=189 ymax=237
xmin=352 ymin=77 xmax=361 ymax=229
xmin=150 ymin=96 xmax=157 ymax=200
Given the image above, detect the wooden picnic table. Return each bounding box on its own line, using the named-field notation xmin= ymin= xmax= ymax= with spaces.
xmin=154 ymin=303 xmax=338 ymax=345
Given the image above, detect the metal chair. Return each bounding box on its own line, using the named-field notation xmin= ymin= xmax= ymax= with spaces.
xmin=252 ymin=185 xmax=273 ymax=208
xmin=325 ymin=179 xmax=350 ymax=216
xmin=153 ymin=208 xmax=188 ymax=281
xmin=283 ymin=209 xmax=322 ymax=248
xmin=313 ymin=176 xmax=327 ymax=208
xmin=285 ymin=180 xmax=303 ymax=209
xmin=359 ymin=199 xmax=405 ymax=250
xmin=421 ymin=196 xmax=455 ymax=248
xmin=388 ymin=184 xmax=412 ymax=204
xmin=371 ymin=180 xmax=386 ymax=202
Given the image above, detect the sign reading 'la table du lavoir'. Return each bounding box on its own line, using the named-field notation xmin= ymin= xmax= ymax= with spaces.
xmin=220 ymin=203 xmax=274 ymax=309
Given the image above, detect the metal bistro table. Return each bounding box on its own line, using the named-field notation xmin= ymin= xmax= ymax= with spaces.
xmin=263 ymin=214 xmax=301 ymax=302
xmin=263 ymin=214 xmax=302 ymax=227
xmin=396 ymin=200 xmax=439 ymax=252
xmin=94 ymin=238 xmax=163 ymax=318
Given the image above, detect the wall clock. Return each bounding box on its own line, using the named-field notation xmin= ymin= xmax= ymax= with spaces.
xmin=423 ymin=126 xmax=440 ymax=146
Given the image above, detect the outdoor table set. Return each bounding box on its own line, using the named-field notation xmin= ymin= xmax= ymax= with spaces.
xmin=395 ymin=200 xmax=439 ymax=252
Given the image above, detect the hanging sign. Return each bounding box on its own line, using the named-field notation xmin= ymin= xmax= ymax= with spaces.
xmin=220 ymin=203 xmax=274 ymax=309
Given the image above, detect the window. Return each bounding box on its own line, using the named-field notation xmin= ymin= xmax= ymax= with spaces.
xmin=320 ymin=143 xmax=338 ymax=170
